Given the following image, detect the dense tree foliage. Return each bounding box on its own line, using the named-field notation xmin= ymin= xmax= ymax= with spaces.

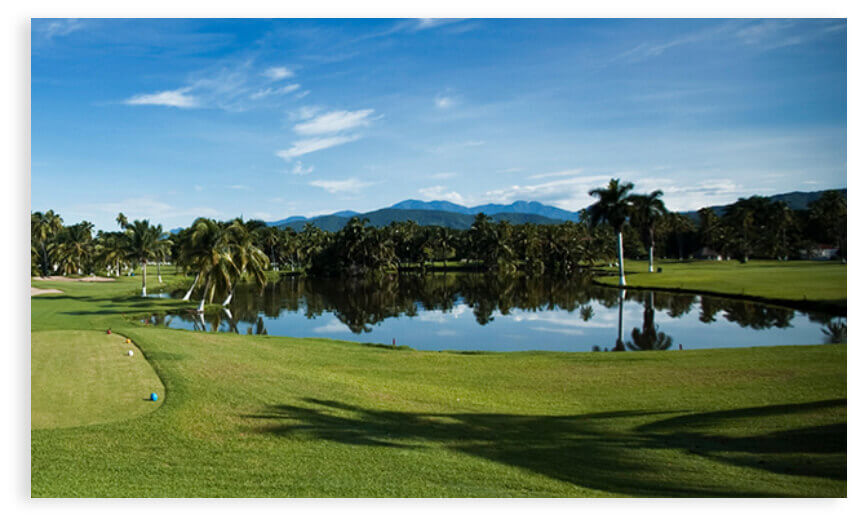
xmin=32 ymin=189 xmax=846 ymax=304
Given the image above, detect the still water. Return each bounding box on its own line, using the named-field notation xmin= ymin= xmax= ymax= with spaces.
xmin=149 ymin=273 xmax=844 ymax=352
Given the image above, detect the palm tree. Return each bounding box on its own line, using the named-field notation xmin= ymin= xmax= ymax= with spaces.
xmin=124 ymin=220 xmax=167 ymax=296
xmin=221 ymin=219 xmax=269 ymax=306
xmin=116 ymin=212 xmax=129 ymax=230
xmin=589 ymin=179 xmax=635 ymax=286
xmin=630 ymin=190 xmax=668 ymax=273
xmin=54 ymin=221 xmax=94 ymax=275
xmin=95 ymin=231 xmax=129 ymax=277
xmin=31 ymin=210 xmax=63 ymax=275
xmin=186 ymin=218 xmax=236 ymax=312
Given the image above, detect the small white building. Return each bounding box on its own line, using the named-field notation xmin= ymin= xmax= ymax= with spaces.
xmin=800 ymin=244 xmax=839 ymax=261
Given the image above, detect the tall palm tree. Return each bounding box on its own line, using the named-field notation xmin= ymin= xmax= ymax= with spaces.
xmin=186 ymin=218 xmax=236 ymax=312
xmin=630 ymin=190 xmax=668 ymax=273
xmin=95 ymin=231 xmax=129 ymax=277
xmin=124 ymin=220 xmax=165 ymax=296
xmin=31 ymin=210 xmax=63 ymax=275
xmin=221 ymin=219 xmax=269 ymax=306
xmin=589 ymin=179 xmax=635 ymax=286
xmin=54 ymin=222 xmax=94 ymax=275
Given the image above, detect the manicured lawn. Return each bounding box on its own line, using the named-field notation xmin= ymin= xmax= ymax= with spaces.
xmin=30 ymin=271 xmax=846 ymax=497
xmin=32 ymin=330 xmax=164 ymax=429
xmin=596 ymin=260 xmax=846 ymax=309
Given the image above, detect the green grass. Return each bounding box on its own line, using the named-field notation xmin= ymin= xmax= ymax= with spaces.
xmin=596 ymin=260 xmax=846 ymax=309
xmin=30 ymin=270 xmax=846 ymax=497
xmin=32 ymin=330 xmax=164 ymax=429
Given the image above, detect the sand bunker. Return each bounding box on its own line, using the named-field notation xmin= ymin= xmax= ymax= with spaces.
xmin=32 ymin=275 xmax=115 ymax=282
xmin=31 ymin=287 xmax=63 ymax=296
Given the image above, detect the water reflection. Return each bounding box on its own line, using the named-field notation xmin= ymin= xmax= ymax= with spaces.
xmin=148 ymin=273 xmax=842 ymax=352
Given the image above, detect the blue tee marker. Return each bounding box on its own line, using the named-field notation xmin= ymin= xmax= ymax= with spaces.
xmin=150 ymin=392 xmax=159 ymax=401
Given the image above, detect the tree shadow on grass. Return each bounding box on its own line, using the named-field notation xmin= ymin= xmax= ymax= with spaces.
xmin=245 ymin=398 xmax=845 ymax=496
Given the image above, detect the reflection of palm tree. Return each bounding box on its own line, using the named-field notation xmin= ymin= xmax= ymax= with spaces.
xmin=579 ymin=305 xmax=594 ymax=322
xmin=821 ymin=320 xmax=846 ymax=344
xmin=627 ymin=292 xmax=673 ymax=351
xmin=612 ymin=289 xmax=626 ymax=351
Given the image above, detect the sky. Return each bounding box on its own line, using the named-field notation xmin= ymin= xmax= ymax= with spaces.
xmin=31 ymin=18 xmax=846 ymax=231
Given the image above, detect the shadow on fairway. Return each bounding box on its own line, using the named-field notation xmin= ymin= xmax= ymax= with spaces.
xmin=246 ymin=397 xmax=845 ymax=496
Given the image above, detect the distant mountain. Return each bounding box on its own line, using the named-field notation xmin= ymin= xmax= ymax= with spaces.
xmin=389 ymin=199 xmax=471 ymax=214
xmin=388 ymin=199 xmax=578 ymax=221
xmin=680 ymin=188 xmax=846 ymax=221
xmin=278 ymin=208 xmax=563 ymax=232
xmin=267 ymin=188 xmax=844 ymax=232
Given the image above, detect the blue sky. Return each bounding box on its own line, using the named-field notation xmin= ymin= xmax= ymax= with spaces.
xmin=31 ymin=18 xmax=846 ymax=231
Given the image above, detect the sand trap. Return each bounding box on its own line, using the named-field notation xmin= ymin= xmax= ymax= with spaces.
xmin=31 ymin=287 xmax=63 ymax=296
xmin=32 ymin=275 xmax=116 ymax=282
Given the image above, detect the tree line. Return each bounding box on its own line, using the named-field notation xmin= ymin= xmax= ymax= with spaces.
xmin=32 ymin=181 xmax=846 ymax=308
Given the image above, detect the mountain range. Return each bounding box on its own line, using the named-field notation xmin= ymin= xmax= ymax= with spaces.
xmin=264 ymin=189 xmax=844 ymax=232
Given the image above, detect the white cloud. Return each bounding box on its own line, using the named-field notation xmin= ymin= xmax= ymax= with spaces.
xmin=263 ymin=66 xmax=294 ymax=80
xmin=527 ymin=168 xmax=584 ymax=180
xmin=484 ymin=174 xmax=613 ymax=210
xmin=124 ymin=87 xmax=197 ymax=108
xmin=309 ymin=178 xmax=372 ymax=194
xmin=291 ymin=161 xmax=315 ymax=176
xmin=416 ymin=304 xmax=469 ymax=323
xmin=312 ymin=319 xmax=351 ymax=334
xmin=429 ymin=172 xmax=457 ymax=180
xmin=291 ymin=105 xmax=322 ymax=121
xmin=250 ymin=83 xmax=300 ymax=99
xmin=252 ymin=211 xmax=275 ymax=221
xmin=418 ymin=186 xmax=467 ymax=205
xmin=530 ymin=326 xmax=584 ymax=336
xmin=37 ymin=19 xmax=86 ymax=39
xmin=194 ymin=185 xmax=204 ymax=192
xmin=276 ymin=135 xmax=360 ymax=160
xmin=435 ymin=95 xmax=455 ymax=109
xmin=82 ymin=197 xmax=219 ymax=223
xmin=227 ymin=184 xmax=250 ymax=191
xmin=293 ymin=109 xmax=376 ymax=135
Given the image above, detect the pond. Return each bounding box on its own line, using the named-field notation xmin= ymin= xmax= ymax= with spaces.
xmin=147 ymin=273 xmax=845 ymax=352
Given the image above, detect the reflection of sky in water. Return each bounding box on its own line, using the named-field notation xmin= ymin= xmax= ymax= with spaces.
xmin=163 ymin=295 xmax=838 ymax=352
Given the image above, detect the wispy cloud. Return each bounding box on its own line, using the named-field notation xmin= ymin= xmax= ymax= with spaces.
xmin=527 ymin=168 xmax=584 ymax=180
xmin=435 ymin=95 xmax=455 ymax=109
xmin=81 ymin=197 xmax=219 ymax=223
xmin=124 ymin=60 xmax=305 ymax=111
xmin=276 ymin=135 xmax=360 ymax=160
xmin=124 ymin=87 xmax=197 ymax=108
xmin=618 ymin=19 xmax=845 ymax=63
xmin=309 ymin=177 xmax=372 ymax=194
xmin=227 ymin=184 xmax=250 ymax=191
xmin=293 ymin=109 xmax=377 ymax=135
xmin=262 ymin=66 xmax=294 ymax=80
xmin=291 ymin=161 xmax=315 ymax=175
xmin=250 ymin=83 xmax=300 ymax=100
xmin=36 ymin=19 xmax=86 ymax=40
xmin=429 ymin=172 xmax=457 ymax=180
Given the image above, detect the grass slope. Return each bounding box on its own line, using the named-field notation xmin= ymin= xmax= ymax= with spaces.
xmin=32 ymin=330 xmax=164 ymax=429
xmin=596 ymin=260 xmax=846 ymax=311
xmin=30 ymin=269 xmax=846 ymax=497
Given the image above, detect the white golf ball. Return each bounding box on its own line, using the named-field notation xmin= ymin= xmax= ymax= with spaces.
xmin=128 ymin=350 xmax=134 ymax=356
